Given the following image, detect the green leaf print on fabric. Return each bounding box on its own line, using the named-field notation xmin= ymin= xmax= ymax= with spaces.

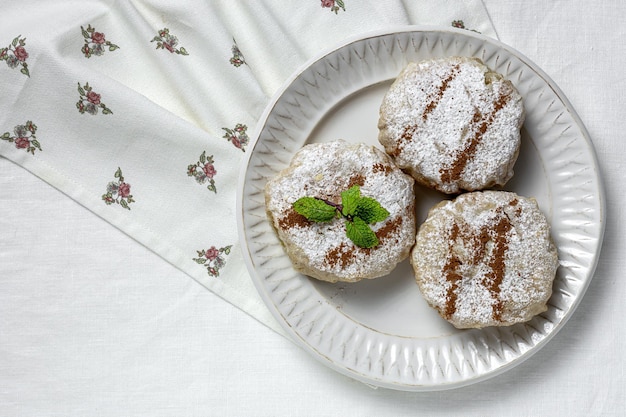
xmin=1 ymin=121 xmax=40 ymax=154
xmin=451 ymin=20 xmax=480 ymax=33
xmin=102 ymin=167 xmax=135 ymax=210
xmin=187 ymin=151 xmax=218 ymax=193
xmin=76 ymin=82 xmax=113 ymax=115
xmin=222 ymin=123 xmax=249 ymax=152
xmin=81 ymin=25 xmax=120 ymax=58
xmin=321 ymin=0 xmax=345 ymax=14
xmin=151 ymin=28 xmax=189 ymax=55
xmin=229 ymin=38 xmax=246 ymax=67
xmin=1 ymin=35 xmax=30 ymax=76
xmin=193 ymin=245 xmax=232 ymax=277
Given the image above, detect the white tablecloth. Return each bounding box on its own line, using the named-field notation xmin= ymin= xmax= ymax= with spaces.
xmin=1 ymin=1 xmax=623 ymax=415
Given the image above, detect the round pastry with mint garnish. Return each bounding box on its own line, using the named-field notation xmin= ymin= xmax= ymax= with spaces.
xmin=265 ymin=140 xmax=416 ymax=283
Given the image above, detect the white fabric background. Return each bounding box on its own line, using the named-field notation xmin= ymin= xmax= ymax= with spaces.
xmin=1 ymin=1 xmax=624 ymax=416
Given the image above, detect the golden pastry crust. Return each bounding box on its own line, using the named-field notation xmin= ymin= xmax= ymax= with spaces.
xmin=265 ymin=140 xmax=416 ymax=283
xmin=411 ymin=191 xmax=558 ymax=329
xmin=378 ymin=56 xmax=525 ymax=194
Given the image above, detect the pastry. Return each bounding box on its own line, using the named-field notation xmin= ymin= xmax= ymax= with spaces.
xmin=378 ymin=56 xmax=525 ymax=194
xmin=265 ymin=140 xmax=416 ymax=283
xmin=411 ymin=190 xmax=558 ymax=328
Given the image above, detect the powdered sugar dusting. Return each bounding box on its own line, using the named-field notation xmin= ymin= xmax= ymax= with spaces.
xmin=378 ymin=57 xmax=525 ymax=194
xmin=412 ymin=191 xmax=559 ymax=328
xmin=265 ymin=140 xmax=416 ymax=282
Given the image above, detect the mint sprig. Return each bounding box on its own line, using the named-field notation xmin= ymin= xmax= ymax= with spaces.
xmin=292 ymin=185 xmax=390 ymax=248
xmin=340 ymin=186 xmax=360 ymax=217
xmin=293 ymin=197 xmax=338 ymax=222
xmin=345 ymin=217 xmax=379 ymax=249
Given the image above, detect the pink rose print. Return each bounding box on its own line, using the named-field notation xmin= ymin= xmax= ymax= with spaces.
xmin=1 ymin=35 xmax=30 ymax=76
xmin=451 ymin=20 xmax=465 ymax=29
xmin=203 ymin=163 xmax=216 ymax=178
xmin=14 ymin=45 xmax=28 ymax=61
xmin=229 ymin=37 xmax=246 ymax=67
xmin=193 ymin=245 xmax=232 ymax=277
xmin=451 ymin=20 xmax=480 ymax=33
xmin=321 ymin=0 xmax=345 ymax=13
xmin=1 ymin=121 xmax=41 ymax=155
xmin=13 ymin=137 xmax=28 ymax=148
xmin=102 ymin=167 xmax=135 ymax=210
xmin=151 ymin=28 xmax=189 ymax=55
xmin=86 ymin=91 xmax=101 ymax=105
xmin=14 ymin=137 xmax=30 ymax=149
xmin=205 ymin=246 xmax=220 ymax=261
xmin=81 ymin=25 xmax=119 ymax=58
xmin=76 ymin=82 xmax=112 ymax=115
xmin=187 ymin=151 xmax=218 ymax=193
xmin=91 ymin=32 xmax=106 ymax=44
xmin=118 ymin=182 xmax=131 ymax=198
xmin=222 ymin=123 xmax=249 ymax=152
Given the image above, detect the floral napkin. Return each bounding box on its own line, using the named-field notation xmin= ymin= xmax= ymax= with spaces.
xmin=0 ymin=0 xmax=496 ymax=332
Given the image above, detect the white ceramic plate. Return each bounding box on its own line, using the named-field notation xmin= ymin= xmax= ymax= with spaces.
xmin=237 ymin=27 xmax=605 ymax=391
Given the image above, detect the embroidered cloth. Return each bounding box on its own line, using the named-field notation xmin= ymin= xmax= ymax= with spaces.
xmin=0 ymin=0 xmax=496 ymax=331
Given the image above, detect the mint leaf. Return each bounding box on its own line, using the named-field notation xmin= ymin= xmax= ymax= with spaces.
xmin=354 ymin=196 xmax=390 ymax=224
xmin=345 ymin=217 xmax=379 ymax=248
xmin=292 ymin=185 xmax=388 ymax=248
xmin=293 ymin=197 xmax=337 ymax=222
xmin=341 ymin=185 xmax=360 ymax=216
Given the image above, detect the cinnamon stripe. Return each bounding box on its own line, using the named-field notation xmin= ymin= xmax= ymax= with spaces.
xmin=392 ymin=65 xmax=461 ymax=157
xmin=441 ymin=208 xmax=513 ymax=322
xmin=482 ymin=209 xmax=513 ymax=321
xmin=422 ymin=64 xmax=460 ymax=121
xmin=439 ymin=92 xmax=512 ymax=185
xmin=442 ymin=223 xmax=462 ymax=319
